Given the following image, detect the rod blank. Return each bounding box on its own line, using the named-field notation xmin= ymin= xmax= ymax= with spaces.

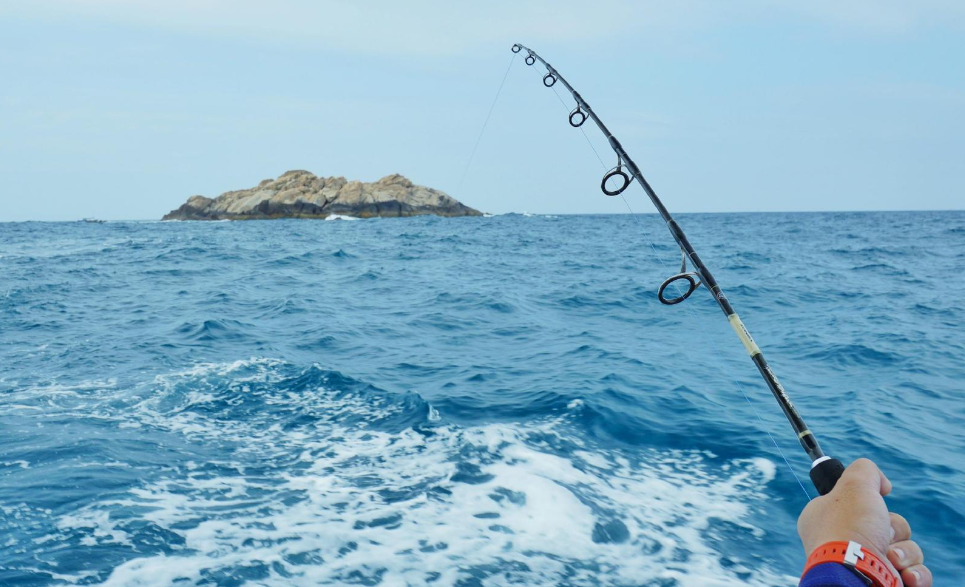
xmin=512 ymin=43 xmax=840 ymax=495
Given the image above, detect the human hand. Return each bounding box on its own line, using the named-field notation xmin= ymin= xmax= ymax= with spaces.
xmin=797 ymin=458 xmax=932 ymax=586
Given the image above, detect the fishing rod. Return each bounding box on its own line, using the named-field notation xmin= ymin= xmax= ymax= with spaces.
xmin=511 ymin=43 xmax=845 ymax=496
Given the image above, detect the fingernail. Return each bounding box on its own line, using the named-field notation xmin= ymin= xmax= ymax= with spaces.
xmin=913 ymin=570 xmax=921 ymax=582
xmin=890 ymin=526 xmax=895 ymax=539
xmin=894 ymin=548 xmax=905 ymax=562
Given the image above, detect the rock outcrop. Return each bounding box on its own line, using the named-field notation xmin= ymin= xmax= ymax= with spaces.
xmin=162 ymin=171 xmax=482 ymax=220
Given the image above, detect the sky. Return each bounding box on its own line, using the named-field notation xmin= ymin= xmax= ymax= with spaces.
xmin=1 ymin=1 xmax=963 ymax=220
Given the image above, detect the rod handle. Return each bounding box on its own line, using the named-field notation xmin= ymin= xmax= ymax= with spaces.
xmin=810 ymin=457 xmax=846 ymax=496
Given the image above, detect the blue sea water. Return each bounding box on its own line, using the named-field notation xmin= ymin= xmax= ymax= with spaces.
xmin=1 ymin=211 xmax=963 ymax=586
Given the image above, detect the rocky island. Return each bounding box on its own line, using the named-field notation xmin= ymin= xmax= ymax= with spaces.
xmin=162 ymin=170 xmax=482 ymax=220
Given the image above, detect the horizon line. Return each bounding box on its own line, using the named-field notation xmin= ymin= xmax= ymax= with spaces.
xmin=4 ymin=208 xmax=965 ymax=222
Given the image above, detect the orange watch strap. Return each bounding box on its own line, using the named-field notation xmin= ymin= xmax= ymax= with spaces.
xmin=802 ymin=541 xmax=900 ymax=587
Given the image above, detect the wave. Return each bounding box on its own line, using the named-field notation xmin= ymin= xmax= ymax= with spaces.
xmin=801 ymin=342 xmax=903 ymax=367
xmin=174 ymin=319 xmax=254 ymax=343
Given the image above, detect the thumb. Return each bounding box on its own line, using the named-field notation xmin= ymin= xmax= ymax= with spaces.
xmin=839 ymin=458 xmax=892 ymax=497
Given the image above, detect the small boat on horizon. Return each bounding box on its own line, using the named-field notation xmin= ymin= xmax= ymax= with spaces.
xmin=82 ymin=218 xmax=107 ymax=223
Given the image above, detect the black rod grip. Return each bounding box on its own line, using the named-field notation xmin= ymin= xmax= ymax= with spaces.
xmin=810 ymin=457 xmax=846 ymax=496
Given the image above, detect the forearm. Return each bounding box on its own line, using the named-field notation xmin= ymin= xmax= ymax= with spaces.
xmin=800 ymin=563 xmax=870 ymax=587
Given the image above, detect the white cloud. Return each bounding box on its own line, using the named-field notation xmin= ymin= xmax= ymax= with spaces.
xmin=4 ymin=0 xmax=685 ymax=56
xmin=9 ymin=0 xmax=962 ymax=58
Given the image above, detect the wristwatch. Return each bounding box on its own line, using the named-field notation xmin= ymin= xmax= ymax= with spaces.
xmin=802 ymin=541 xmax=900 ymax=587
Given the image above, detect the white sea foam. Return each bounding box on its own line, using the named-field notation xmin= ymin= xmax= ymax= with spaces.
xmin=325 ymin=214 xmax=361 ymax=221
xmin=58 ymin=510 xmax=132 ymax=547
xmin=34 ymin=360 xmax=794 ymax=586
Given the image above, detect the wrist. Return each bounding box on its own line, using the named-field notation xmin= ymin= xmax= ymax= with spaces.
xmin=803 ymin=540 xmax=899 ymax=587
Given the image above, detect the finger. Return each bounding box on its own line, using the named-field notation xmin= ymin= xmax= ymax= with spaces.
xmin=878 ymin=464 xmax=892 ymax=497
xmin=888 ymin=539 xmax=924 ymax=570
xmin=890 ymin=512 xmax=911 ymax=543
xmin=841 ymin=458 xmax=892 ymax=496
xmin=900 ymin=564 xmax=933 ymax=587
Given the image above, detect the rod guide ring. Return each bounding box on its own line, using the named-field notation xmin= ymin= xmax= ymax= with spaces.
xmin=658 ymin=273 xmax=700 ymax=305
xmin=525 ymin=54 xmax=536 ymax=66
xmin=543 ymin=73 xmax=557 ymax=87
xmin=511 ymin=44 xmax=522 ymax=53
xmin=601 ymin=167 xmax=631 ymax=196
xmin=569 ymin=107 xmax=587 ymax=127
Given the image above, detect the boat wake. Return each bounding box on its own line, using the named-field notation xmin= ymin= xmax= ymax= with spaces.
xmin=2 ymin=359 xmax=795 ymax=586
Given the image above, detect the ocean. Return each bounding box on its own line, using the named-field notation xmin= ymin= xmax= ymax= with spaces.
xmin=1 ymin=211 xmax=962 ymax=586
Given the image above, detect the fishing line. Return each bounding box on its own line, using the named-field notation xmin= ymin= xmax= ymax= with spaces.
xmin=526 ymin=60 xmax=813 ymax=500
xmin=457 ymin=53 xmax=517 ymax=192
xmin=507 ymin=43 xmax=848 ymax=498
